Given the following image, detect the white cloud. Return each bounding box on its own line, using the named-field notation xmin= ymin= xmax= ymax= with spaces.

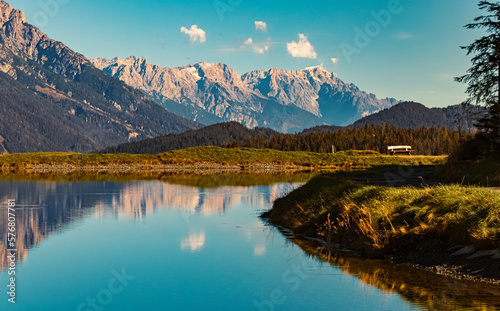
xmin=254 ymin=245 xmax=266 ymax=257
xmin=243 ymin=37 xmax=270 ymax=54
xmin=255 ymin=21 xmax=268 ymax=32
xmin=181 ymin=233 xmax=206 ymax=252
xmin=395 ymin=32 xmax=414 ymax=40
xmin=221 ymin=37 xmax=273 ymax=54
xmin=287 ymin=34 xmax=317 ymax=59
xmin=331 ymin=58 xmax=338 ymax=64
xmin=180 ymin=25 xmax=206 ymax=43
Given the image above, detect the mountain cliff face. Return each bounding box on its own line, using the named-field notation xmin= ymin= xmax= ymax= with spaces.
xmin=242 ymin=66 xmax=398 ymax=126
xmin=0 ymin=1 xmax=200 ymax=153
xmin=92 ymin=57 xmax=268 ymax=127
xmin=92 ymin=57 xmax=398 ymax=133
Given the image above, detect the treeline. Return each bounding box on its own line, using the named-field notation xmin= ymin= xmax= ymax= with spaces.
xmin=227 ymin=124 xmax=468 ymax=155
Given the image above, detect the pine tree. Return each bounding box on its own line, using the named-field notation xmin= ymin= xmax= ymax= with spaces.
xmin=456 ymin=1 xmax=500 ymax=151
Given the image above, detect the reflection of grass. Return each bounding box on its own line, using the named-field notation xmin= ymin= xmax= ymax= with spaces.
xmin=0 ymin=147 xmax=447 ymax=170
xmin=265 ymin=173 xmax=500 ymax=254
xmin=294 ymin=238 xmax=500 ymax=311
xmin=0 ymin=171 xmax=316 ymax=188
xmin=159 ymin=172 xmax=316 ymax=188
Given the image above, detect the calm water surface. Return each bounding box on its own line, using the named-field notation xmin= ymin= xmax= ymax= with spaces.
xmin=0 ymin=177 xmax=498 ymax=311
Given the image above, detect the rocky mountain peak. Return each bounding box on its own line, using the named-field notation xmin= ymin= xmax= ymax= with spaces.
xmin=0 ymin=1 xmax=27 ymax=25
xmin=241 ymin=66 xmax=343 ymax=116
xmin=301 ymin=66 xmax=337 ymax=80
xmin=94 ymin=56 xmax=149 ymax=69
xmin=125 ymin=56 xmax=148 ymax=66
xmin=90 ymin=57 xmax=114 ymax=69
xmin=243 ymin=66 xmax=337 ymax=85
xmin=0 ymin=1 xmax=90 ymax=78
xmin=191 ymin=61 xmax=245 ymax=86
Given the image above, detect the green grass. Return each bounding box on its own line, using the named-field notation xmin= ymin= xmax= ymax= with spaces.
xmin=265 ymin=174 xmax=500 ymax=255
xmin=0 ymin=146 xmax=447 ymax=170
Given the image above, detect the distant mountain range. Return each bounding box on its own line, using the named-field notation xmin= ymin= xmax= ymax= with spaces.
xmin=0 ymin=1 xmax=200 ymax=153
xmin=92 ymin=57 xmax=399 ymax=133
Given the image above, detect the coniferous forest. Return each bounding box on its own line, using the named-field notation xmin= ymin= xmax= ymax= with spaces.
xmin=228 ymin=124 xmax=467 ymax=155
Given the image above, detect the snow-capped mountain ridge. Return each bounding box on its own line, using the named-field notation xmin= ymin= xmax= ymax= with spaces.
xmin=92 ymin=56 xmax=399 ymax=132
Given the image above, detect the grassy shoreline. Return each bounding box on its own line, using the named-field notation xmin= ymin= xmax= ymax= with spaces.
xmin=0 ymin=146 xmax=447 ymax=173
xmin=263 ymin=171 xmax=500 ymax=283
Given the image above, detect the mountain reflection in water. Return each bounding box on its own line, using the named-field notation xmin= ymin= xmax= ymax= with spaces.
xmin=0 ymin=179 xmax=303 ymax=271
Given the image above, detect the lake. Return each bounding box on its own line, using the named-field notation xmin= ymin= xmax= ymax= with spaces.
xmin=0 ymin=175 xmax=499 ymax=311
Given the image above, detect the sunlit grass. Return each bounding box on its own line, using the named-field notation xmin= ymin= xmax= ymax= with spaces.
xmin=0 ymin=147 xmax=447 ymax=170
xmin=265 ymin=174 xmax=500 ymax=253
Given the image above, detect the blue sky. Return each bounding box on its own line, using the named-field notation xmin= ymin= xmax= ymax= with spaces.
xmin=8 ymin=0 xmax=484 ymax=108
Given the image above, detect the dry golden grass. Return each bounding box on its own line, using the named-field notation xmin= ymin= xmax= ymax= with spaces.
xmin=265 ymin=174 xmax=500 ymax=253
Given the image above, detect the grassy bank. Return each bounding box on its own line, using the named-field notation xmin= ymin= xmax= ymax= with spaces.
xmin=0 ymin=147 xmax=447 ymax=172
xmin=264 ymin=173 xmax=500 ymax=280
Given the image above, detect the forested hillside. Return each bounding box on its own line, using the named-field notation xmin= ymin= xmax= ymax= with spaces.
xmin=352 ymin=102 xmax=485 ymax=131
xmin=100 ymin=122 xmax=278 ymax=154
